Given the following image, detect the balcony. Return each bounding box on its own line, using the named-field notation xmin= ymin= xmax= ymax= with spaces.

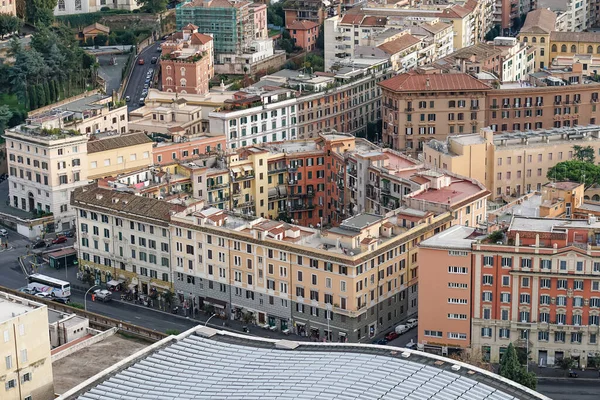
xmin=209 ymin=196 xmax=230 ymax=204
xmin=381 ymin=186 xmax=391 ymax=194
xmin=234 ymin=173 xmax=255 ymax=181
xmin=405 ymin=107 xmax=414 ymax=112
xmin=208 ymin=182 xmax=228 ymax=191
xmin=348 ymin=168 xmax=357 ymax=177
xmin=268 ymin=166 xmax=287 ymax=175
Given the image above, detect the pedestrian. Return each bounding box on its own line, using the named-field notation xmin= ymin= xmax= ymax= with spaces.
xmin=91 ymin=293 xmax=96 ymax=302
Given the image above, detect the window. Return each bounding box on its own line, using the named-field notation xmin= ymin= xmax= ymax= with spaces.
xmin=482 ymin=275 xmax=493 ymax=285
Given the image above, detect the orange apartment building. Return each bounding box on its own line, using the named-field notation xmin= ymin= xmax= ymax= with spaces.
xmin=379 ymin=71 xmax=490 ymax=157
xmin=160 ymin=24 xmax=214 ymax=96
xmin=421 ymin=213 xmax=600 ymax=367
xmin=153 ymin=136 xmax=226 ymax=165
xmin=287 ymin=20 xmax=320 ymax=51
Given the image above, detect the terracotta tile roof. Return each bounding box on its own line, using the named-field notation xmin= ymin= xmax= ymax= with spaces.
xmin=190 ymin=32 xmax=213 ymax=45
xmin=83 ymin=23 xmax=109 ymax=34
xmin=361 ymin=16 xmax=387 ymax=27
xmin=463 ymin=0 xmax=477 ymax=11
xmin=421 ymin=21 xmax=450 ymax=34
xmin=520 ymin=9 xmax=556 ymax=34
xmin=87 ymin=132 xmax=153 ymax=154
xmin=377 ymin=34 xmax=421 ymax=55
xmin=71 ymin=185 xmax=185 ymax=225
xmin=433 ymin=43 xmax=504 ymax=68
xmin=379 ymin=72 xmax=491 ymax=92
xmin=182 ymin=23 xmax=199 ymax=30
xmin=340 ymin=13 xmax=365 ymax=25
xmin=550 ymin=31 xmax=600 ymax=44
xmin=287 ymin=20 xmax=319 ymax=30
xmin=437 ymin=5 xmax=471 ymax=19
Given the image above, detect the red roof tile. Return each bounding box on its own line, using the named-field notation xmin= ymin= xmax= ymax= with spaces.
xmin=377 ymin=34 xmax=421 ymax=55
xmin=190 ymin=32 xmax=213 ymax=45
xmin=361 ymin=16 xmax=387 ymax=27
xmin=340 ymin=13 xmax=365 ymax=25
xmin=287 ymin=20 xmax=319 ymax=30
xmin=378 ymin=72 xmax=491 ymax=92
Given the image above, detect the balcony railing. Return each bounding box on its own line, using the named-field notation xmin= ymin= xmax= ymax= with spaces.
xmin=234 ymin=173 xmax=255 ymax=181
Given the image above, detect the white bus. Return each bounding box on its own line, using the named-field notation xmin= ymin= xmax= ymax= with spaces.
xmin=27 ymin=274 xmax=71 ymax=299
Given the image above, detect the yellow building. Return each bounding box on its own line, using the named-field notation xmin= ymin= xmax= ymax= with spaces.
xmin=86 ymin=132 xmax=155 ymax=180
xmin=423 ymin=125 xmax=600 ymax=202
xmin=549 ymin=31 xmax=600 ymax=65
xmin=517 ymin=8 xmax=556 ymax=70
xmin=0 ymin=292 xmax=54 ymax=400
xmin=539 ymin=181 xmax=585 ymax=218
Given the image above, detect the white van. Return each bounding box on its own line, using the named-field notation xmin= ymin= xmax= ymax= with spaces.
xmin=407 ymin=318 xmax=418 ymax=329
xmin=395 ymin=324 xmax=409 ymax=335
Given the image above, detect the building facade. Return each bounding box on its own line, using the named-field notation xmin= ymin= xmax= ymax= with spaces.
xmin=287 ymin=20 xmax=319 ymax=51
xmin=379 ymin=71 xmax=490 ymax=156
xmin=0 ymin=292 xmax=54 ymax=400
xmin=54 ymin=0 xmax=139 ymax=15
xmin=160 ymin=25 xmax=214 ymax=96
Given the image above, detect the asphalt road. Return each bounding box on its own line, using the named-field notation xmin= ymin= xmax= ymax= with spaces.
xmin=537 ymin=379 xmax=600 ymax=400
xmin=97 ymin=54 xmax=131 ymax=95
xmin=123 ymin=41 xmax=163 ymax=112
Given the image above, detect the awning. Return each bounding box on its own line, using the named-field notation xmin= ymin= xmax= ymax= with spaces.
xmin=107 ymin=280 xmax=121 ymax=287
xmin=205 ymin=297 xmax=227 ymax=308
xmin=268 ymin=187 xmax=278 ymax=198
xmin=242 ymin=165 xmax=253 ymax=172
xmin=231 ymin=167 xmax=241 ymax=174
xmin=278 ymin=185 xmax=287 ymax=196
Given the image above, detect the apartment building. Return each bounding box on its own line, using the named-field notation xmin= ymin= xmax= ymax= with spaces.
xmin=160 ymin=25 xmax=214 ymax=96
xmin=432 ymin=37 xmax=533 ymax=83
xmin=324 ymin=13 xmax=453 ymax=72
xmin=518 ymin=8 xmax=557 ymax=70
xmin=424 ymin=125 xmax=600 ymax=202
xmin=5 ymin=126 xmax=89 ymax=230
xmin=71 ymin=185 xmax=185 ymax=295
xmin=549 ymin=31 xmax=600 ymax=65
xmin=287 ymin=20 xmax=320 ymax=51
xmin=54 ymin=0 xmax=139 ymax=15
xmin=282 ymin=0 xmax=328 ymax=26
xmin=540 ymin=0 xmax=589 ymax=32
xmin=486 ymin=77 xmax=600 ymax=133
xmin=379 ymin=71 xmax=491 ymax=156
xmin=27 ymin=92 xmax=128 ymax=135
xmin=170 ymin=207 xmax=453 ymax=342
xmin=210 ymin=61 xmax=390 ymax=145
xmin=86 ymin=132 xmax=154 ymax=180
xmin=176 ymin=0 xmax=278 ymax=73
xmin=418 ymin=225 xmax=476 ymax=349
xmin=0 ymin=292 xmax=54 ymax=400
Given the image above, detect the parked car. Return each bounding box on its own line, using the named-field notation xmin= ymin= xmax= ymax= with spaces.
xmin=372 ymin=338 xmax=388 ymax=345
xmin=125 ymin=96 xmax=131 ymax=102
xmin=53 ymin=297 xmax=70 ymax=304
xmin=407 ymin=318 xmax=418 ymax=329
xmin=405 ymin=341 xmax=417 ymax=350
xmin=94 ymin=289 xmax=112 ymax=302
xmin=385 ymin=331 xmax=399 ymax=341
xmin=138 ymin=58 xmax=145 ymax=65
xmin=63 ymin=230 xmax=74 ymax=238
xmin=395 ymin=324 xmax=409 ymax=335
xmin=19 ymin=287 xmax=36 ymax=295
xmin=35 ymin=292 xmax=52 ymax=299
xmin=0 ymin=228 xmax=7 ymax=237
xmin=32 ymin=240 xmax=47 ymax=249
xmin=151 ymin=57 xmax=157 ymax=64
xmin=139 ymin=98 xmax=145 ymax=105
xmin=52 ymin=236 xmax=67 ymax=245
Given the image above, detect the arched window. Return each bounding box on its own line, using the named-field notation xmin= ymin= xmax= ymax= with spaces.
xmin=166 ymin=66 xmax=172 ymax=74
xmin=571 ymin=45 xmax=577 ymax=53
xmin=594 ymin=194 xmax=600 ymax=201
xmin=552 ymin=44 xmax=557 ymax=52
xmin=540 ymin=37 xmax=545 ymax=43
xmin=561 ymin=44 xmax=567 ymax=52
xmin=166 ymin=89 xmax=173 ymax=92
xmin=180 ymin=78 xmax=187 ymax=87
xmin=532 ymin=37 xmax=537 ymax=43
xmin=523 ymin=37 xmax=528 ymax=43
xmin=597 ymin=46 xmax=600 ymax=54
xmin=589 ymin=45 xmax=594 ymax=54
xmin=58 ymin=0 xmax=65 ymax=10
xmin=180 ymin=90 xmax=187 ymax=94
xmin=166 ymin=77 xmax=173 ymax=85
xmin=180 ymin=67 xmax=186 ymax=76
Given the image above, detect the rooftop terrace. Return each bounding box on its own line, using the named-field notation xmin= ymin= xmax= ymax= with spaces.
xmin=0 ymin=292 xmax=42 ymax=323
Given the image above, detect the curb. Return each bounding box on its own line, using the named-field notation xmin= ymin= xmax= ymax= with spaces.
xmin=537 ymin=376 xmax=600 ymax=382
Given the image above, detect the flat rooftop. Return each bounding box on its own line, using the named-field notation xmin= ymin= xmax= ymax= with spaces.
xmin=61 ymin=327 xmax=550 ymax=400
xmin=52 ymin=334 xmax=148 ymax=396
xmin=0 ymin=292 xmax=41 ymax=322
xmin=420 ymin=225 xmax=476 ymax=249
xmin=509 ymin=215 xmax=600 ymax=233
xmin=409 ymin=178 xmax=485 ymax=205
xmin=491 ymin=194 xmax=542 ymax=225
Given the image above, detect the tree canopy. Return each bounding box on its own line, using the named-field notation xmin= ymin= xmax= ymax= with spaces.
xmin=498 ymin=343 xmax=537 ymax=389
xmin=546 ymin=160 xmax=600 ymax=187
xmin=137 ymin=0 xmax=168 ymax=14
xmin=267 ymin=2 xmax=285 ymax=28
xmin=573 ymin=145 xmax=596 ymax=163
xmin=0 ymin=13 xmax=22 ymax=39
xmin=26 ymin=0 xmax=57 ymax=25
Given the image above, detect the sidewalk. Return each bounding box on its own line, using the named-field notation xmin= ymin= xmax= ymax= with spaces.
xmin=531 ymin=364 xmax=600 ymax=381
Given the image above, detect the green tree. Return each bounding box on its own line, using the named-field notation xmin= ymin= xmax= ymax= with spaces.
xmin=547 ymin=160 xmax=600 ymax=186
xmin=0 ymin=13 xmax=22 ymax=39
xmin=498 ymin=343 xmax=537 ymax=389
xmin=557 ymin=357 xmax=578 ymax=375
xmin=573 ymin=145 xmax=595 ymax=163
xmin=94 ymin=33 xmax=108 ymax=47
xmin=137 ymin=0 xmax=168 ymax=14
xmin=27 ymin=86 xmax=37 ymax=110
xmin=27 ymin=0 xmax=57 ymax=25
xmin=267 ymin=2 xmax=285 ymax=27
xmin=588 ymin=354 xmax=600 ymax=370
xmin=0 ymin=105 xmax=13 ymax=134
xmin=35 ymin=84 xmax=46 ymax=108
xmin=316 ymin=24 xmax=324 ymax=50
xmin=42 ymin=81 xmax=50 ymax=106
xmin=281 ymin=38 xmax=294 ymax=53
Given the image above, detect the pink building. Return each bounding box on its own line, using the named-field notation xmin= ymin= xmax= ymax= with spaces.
xmin=160 ymin=24 xmax=214 ymax=96
xmin=153 ymin=136 xmax=226 ymax=165
xmin=250 ymin=3 xmax=268 ymax=40
xmin=287 ymin=20 xmax=319 ymax=51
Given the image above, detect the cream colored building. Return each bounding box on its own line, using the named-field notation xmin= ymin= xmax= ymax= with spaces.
xmin=86 ymin=132 xmax=154 ymax=180
xmin=0 ymin=292 xmax=54 ymax=400
xmin=423 ymin=125 xmax=600 ymax=202
xmin=5 ymin=126 xmax=90 ymax=230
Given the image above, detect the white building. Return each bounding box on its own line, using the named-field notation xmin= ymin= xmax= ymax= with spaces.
xmin=208 ymin=87 xmax=298 ymax=150
xmin=494 ymin=36 xmax=530 ymax=82
xmin=537 ymin=0 xmax=590 ymax=32
xmin=54 ymin=0 xmax=140 ymax=15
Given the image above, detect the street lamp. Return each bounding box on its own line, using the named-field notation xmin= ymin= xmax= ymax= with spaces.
xmin=84 ymin=285 xmax=99 ymax=311
xmin=205 ymin=313 xmax=217 ymax=327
